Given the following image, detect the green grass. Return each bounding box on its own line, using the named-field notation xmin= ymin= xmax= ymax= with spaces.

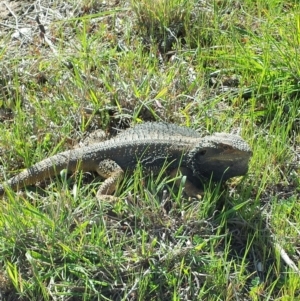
xmin=0 ymin=0 xmax=300 ymax=299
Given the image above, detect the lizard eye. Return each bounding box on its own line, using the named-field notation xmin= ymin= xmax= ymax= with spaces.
xmin=199 ymin=150 xmax=207 ymax=156
xmin=195 ymin=150 xmax=207 ymax=162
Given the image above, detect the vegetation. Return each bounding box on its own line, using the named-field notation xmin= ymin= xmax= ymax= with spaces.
xmin=0 ymin=0 xmax=299 ymax=299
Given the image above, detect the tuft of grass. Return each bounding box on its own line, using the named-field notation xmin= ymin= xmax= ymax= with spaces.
xmin=131 ymin=0 xmax=215 ymax=52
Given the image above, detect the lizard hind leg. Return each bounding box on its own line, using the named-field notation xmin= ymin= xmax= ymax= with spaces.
xmin=95 ymin=159 xmax=124 ymax=201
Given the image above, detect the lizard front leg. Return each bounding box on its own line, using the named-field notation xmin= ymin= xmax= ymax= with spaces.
xmin=169 ymin=167 xmax=203 ymax=200
xmin=95 ymin=159 xmax=124 ymax=201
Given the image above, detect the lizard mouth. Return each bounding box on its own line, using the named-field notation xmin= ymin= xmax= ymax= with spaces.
xmin=193 ymin=152 xmax=252 ymax=181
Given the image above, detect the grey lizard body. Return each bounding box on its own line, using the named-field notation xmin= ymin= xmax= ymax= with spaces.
xmin=0 ymin=122 xmax=252 ymax=198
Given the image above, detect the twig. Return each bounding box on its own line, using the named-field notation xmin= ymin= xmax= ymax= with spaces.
xmin=0 ymin=22 xmax=18 ymax=30
xmin=2 ymin=2 xmax=32 ymax=42
xmin=4 ymin=1 xmax=18 ymax=29
xmin=275 ymin=242 xmax=300 ymax=276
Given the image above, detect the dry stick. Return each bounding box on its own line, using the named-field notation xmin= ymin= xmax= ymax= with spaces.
xmin=234 ymin=215 xmax=300 ymax=277
xmin=4 ymin=1 xmax=18 ymax=28
xmin=266 ymin=217 xmax=300 ymax=275
xmin=3 ymin=1 xmax=32 ymax=42
xmin=275 ymin=242 xmax=300 ymax=276
xmin=0 ymin=22 xmax=18 ymax=30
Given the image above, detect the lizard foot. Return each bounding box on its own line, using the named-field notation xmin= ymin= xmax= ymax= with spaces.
xmin=96 ymin=193 xmax=120 ymax=203
xmin=96 ymin=159 xmax=124 ymax=200
xmin=170 ymin=167 xmax=203 ymax=200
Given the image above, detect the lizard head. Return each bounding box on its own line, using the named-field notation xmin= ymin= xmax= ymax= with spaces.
xmin=188 ymin=133 xmax=252 ymax=181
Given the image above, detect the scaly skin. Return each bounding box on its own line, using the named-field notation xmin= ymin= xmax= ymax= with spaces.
xmin=0 ymin=122 xmax=252 ymax=199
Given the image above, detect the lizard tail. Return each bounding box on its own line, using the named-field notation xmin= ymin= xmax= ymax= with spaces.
xmin=0 ymin=150 xmax=79 ymax=196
